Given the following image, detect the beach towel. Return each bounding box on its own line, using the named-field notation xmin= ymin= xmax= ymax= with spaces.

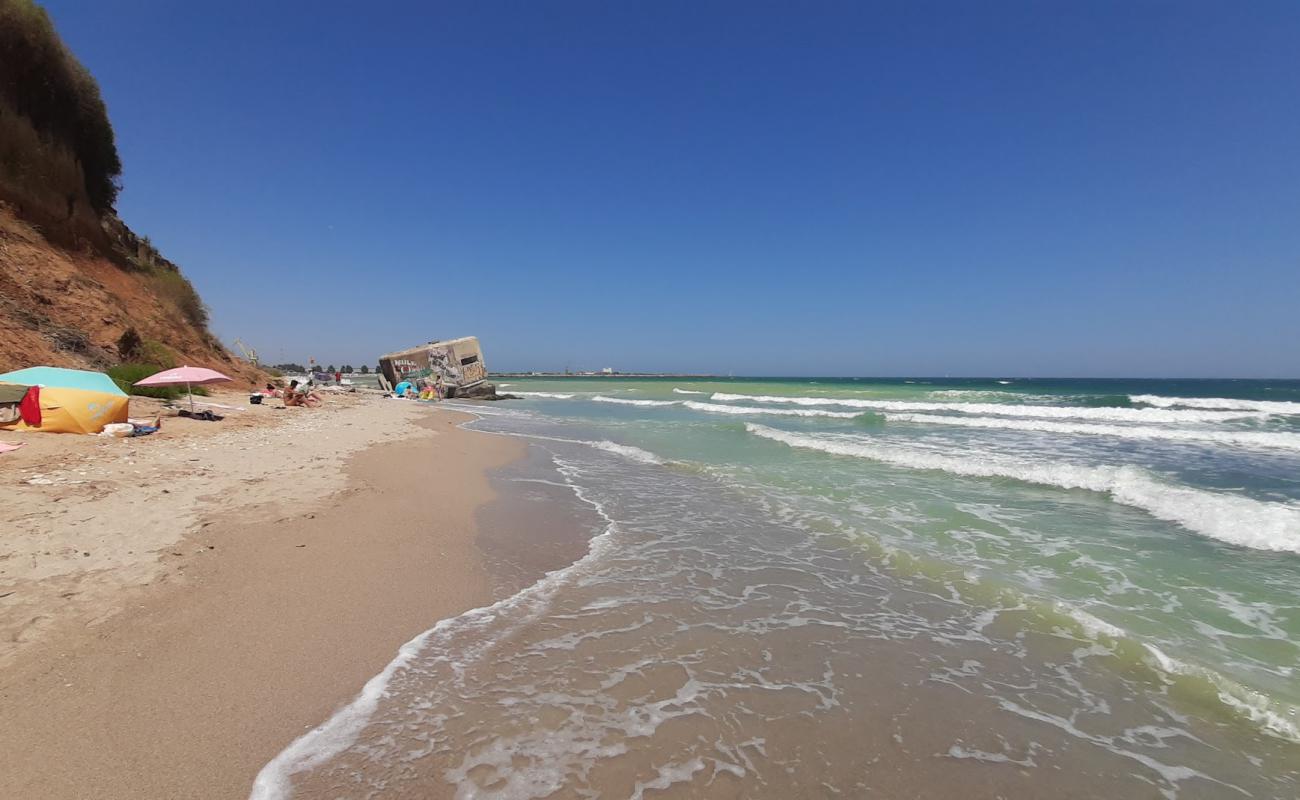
xmin=19 ymin=386 xmax=41 ymax=427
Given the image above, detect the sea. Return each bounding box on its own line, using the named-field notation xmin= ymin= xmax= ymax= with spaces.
xmin=253 ymin=377 xmax=1300 ymax=799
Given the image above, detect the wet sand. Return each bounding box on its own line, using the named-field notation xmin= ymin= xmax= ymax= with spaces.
xmin=0 ymin=407 xmax=526 ymax=799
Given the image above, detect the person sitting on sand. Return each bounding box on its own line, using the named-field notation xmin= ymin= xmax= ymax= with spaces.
xmin=283 ymin=380 xmax=304 ymax=407
xmin=263 ymin=382 xmax=283 ymax=398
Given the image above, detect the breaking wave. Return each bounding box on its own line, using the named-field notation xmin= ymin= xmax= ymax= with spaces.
xmin=1131 ymin=395 xmax=1300 ymax=415
xmin=926 ymin=390 xmax=1033 ymax=400
xmin=511 ymin=392 xmax=576 ymax=399
xmin=1037 ymin=605 xmax=1300 ymax=744
xmin=1140 ymin=644 xmax=1300 ymax=743
xmin=511 ymin=433 xmax=666 ymax=465
xmin=592 ymin=396 xmax=680 ymax=407
xmin=710 ymin=393 xmax=1266 ymax=423
xmin=672 ymin=387 xmax=706 ymax=395
xmin=585 ymin=441 xmax=667 ymax=464
xmin=744 ymin=424 xmax=1300 ymax=554
xmin=684 ymin=401 xmax=862 ymax=419
xmin=884 ymin=413 xmax=1300 ymax=452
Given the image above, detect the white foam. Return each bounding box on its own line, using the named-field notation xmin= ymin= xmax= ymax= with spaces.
xmin=710 ymin=393 xmax=1264 ymax=423
xmin=592 ymin=396 xmax=680 ymax=407
xmin=927 ymin=389 xmax=1027 ymax=400
xmin=1062 ymin=606 xmax=1127 ymax=640
xmin=1131 ymin=395 xmax=1300 ymax=415
xmin=506 ymin=432 xmax=668 ymax=465
xmin=587 ymin=440 xmax=668 ymax=464
xmin=672 ymin=387 xmax=706 ymax=395
xmin=684 ymin=401 xmax=862 ymax=419
xmin=885 ymin=413 xmax=1300 ymax=452
xmin=511 ymin=391 xmax=576 ymax=399
xmin=744 ymin=424 xmax=1300 ymax=554
xmin=945 ymin=744 xmax=1036 ymax=767
xmin=629 ymin=758 xmax=707 ymax=800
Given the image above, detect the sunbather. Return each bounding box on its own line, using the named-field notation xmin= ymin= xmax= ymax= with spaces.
xmin=284 ymin=380 xmax=323 ymax=408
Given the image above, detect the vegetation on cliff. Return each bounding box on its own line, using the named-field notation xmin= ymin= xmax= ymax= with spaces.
xmin=0 ymin=0 xmax=120 ymax=225
xmin=0 ymin=0 xmax=233 ymax=374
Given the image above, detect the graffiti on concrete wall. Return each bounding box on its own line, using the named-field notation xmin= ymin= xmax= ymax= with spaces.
xmin=427 ymin=346 xmax=463 ymax=384
xmin=392 ymin=358 xmax=421 ymax=377
xmin=461 ymin=359 xmax=486 ymax=384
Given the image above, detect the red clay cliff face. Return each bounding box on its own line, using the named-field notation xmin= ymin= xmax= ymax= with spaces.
xmin=0 ymin=204 xmax=254 ymax=380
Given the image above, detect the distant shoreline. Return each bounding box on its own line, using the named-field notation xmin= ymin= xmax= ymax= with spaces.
xmin=493 ymin=372 xmax=722 ymax=378
xmin=491 ymin=374 xmax=1300 ymax=382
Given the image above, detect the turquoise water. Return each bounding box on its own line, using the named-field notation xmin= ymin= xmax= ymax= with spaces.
xmin=257 ymin=377 xmax=1300 ymax=798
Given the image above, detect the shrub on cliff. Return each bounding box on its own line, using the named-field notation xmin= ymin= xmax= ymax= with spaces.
xmin=145 ymin=264 xmax=209 ymax=329
xmin=108 ymin=363 xmax=180 ymax=399
xmin=116 ymin=327 xmax=143 ymax=360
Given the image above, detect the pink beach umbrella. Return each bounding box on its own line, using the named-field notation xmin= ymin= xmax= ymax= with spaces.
xmin=134 ymin=366 xmax=233 ymax=414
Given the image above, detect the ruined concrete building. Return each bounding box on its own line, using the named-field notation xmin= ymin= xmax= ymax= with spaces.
xmin=378 ymin=336 xmax=495 ymax=398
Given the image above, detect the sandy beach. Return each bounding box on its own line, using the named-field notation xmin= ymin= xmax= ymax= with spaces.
xmin=0 ymin=395 xmax=525 ymax=799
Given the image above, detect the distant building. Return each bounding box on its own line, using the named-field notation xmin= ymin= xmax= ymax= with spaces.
xmin=378 ymin=336 xmax=488 ymax=397
xmin=601 ymin=367 xmax=614 ymax=374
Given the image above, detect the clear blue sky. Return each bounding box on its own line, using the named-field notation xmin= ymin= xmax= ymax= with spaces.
xmin=43 ymin=1 xmax=1300 ymax=377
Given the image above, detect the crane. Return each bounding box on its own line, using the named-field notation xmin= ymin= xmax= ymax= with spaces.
xmin=233 ymin=338 xmax=259 ymax=367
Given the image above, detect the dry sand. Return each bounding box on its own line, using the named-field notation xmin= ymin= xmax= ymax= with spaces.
xmin=0 ymin=392 xmax=525 ymax=799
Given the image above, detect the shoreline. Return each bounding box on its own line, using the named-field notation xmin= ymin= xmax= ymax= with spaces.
xmin=0 ymin=404 xmax=537 ymax=799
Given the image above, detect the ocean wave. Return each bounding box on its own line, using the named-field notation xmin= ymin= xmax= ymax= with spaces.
xmin=885 ymin=413 xmax=1300 ymax=452
xmin=744 ymin=424 xmax=1300 ymax=554
xmin=1131 ymin=395 xmax=1300 ymax=415
xmin=592 ymin=396 xmax=680 ymax=407
xmin=1141 ymin=643 xmax=1300 ymax=743
xmin=684 ymin=401 xmax=862 ymax=419
xmin=511 ymin=392 xmax=576 ymax=399
xmin=512 ymin=433 xmax=667 ymax=464
xmin=586 ymin=440 xmax=667 ymax=464
xmin=994 ymin=603 xmax=1300 ymax=744
xmin=927 ymin=390 xmax=1029 ymax=400
xmin=672 ymin=388 xmax=706 ymax=395
xmin=711 ymin=393 xmax=1265 ymax=423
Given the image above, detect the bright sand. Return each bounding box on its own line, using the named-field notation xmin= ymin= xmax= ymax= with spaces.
xmin=0 ymin=395 xmax=523 ymax=799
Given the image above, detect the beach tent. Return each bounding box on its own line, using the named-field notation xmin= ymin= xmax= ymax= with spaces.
xmin=0 ymin=367 xmax=129 ymax=435
xmin=0 ymin=381 xmax=36 ymax=426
